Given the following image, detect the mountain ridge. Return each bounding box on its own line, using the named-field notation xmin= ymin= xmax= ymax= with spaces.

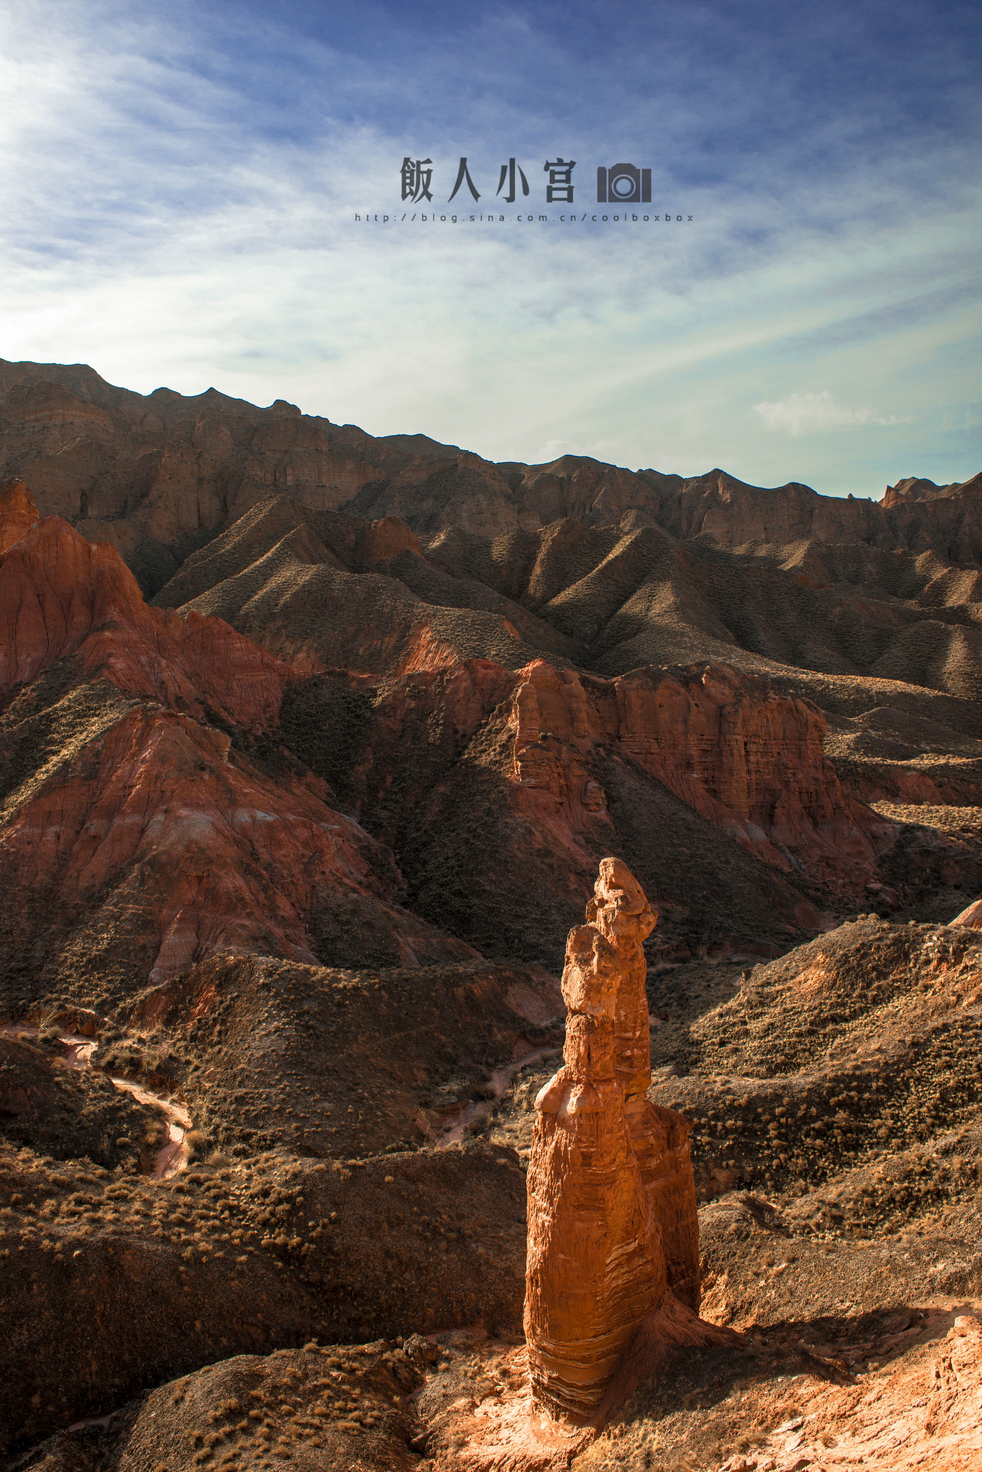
xmin=3 ymin=357 xmax=979 ymax=593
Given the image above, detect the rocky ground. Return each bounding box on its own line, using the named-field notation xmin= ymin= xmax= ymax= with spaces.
xmin=7 ymin=911 xmax=982 ymax=1470
xmin=3 ymin=363 xmax=982 ymax=1469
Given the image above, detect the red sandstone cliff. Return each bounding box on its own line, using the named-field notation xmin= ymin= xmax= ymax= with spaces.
xmin=343 ymin=652 xmax=892 ymax=902
xmin=0 ymin=477 xmax=285 ymax=728
xmin=505 ymin=658 xmax=892 ymax=898
xmin=275 ymin=643 xmax=898 ymax=968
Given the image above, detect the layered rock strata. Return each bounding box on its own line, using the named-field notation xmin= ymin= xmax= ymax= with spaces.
xmin=524 ymin=858 xmax=699 ymax=1422
xmin=504 ymin=658 xmax=890 ymax=900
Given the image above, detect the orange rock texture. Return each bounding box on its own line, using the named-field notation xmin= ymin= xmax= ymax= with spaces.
xmin=0 ymin=478 xmax=40 ymax=555
xmin=0 ymin=494 xmax=284 ymax=727
xmin=504 ymin=658 xmax=891 ymax=899
xmin=524 ymin=858 xmax=699 ymax=1422
xmin=950 ymin=895 xmax=982 ymax=930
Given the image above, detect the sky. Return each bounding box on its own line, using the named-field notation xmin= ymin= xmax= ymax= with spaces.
xmin=0 ymin=0 xmax=979 ymax=495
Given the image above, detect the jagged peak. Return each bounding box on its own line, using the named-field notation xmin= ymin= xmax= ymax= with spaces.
xmin=883 ymin=471 xmax=982 ymax=508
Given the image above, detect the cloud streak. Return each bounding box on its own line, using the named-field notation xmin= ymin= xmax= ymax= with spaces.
xmin=754 ymin=391 xmax=913 ymax=437
xmin=0 ymin=0 xmax=978 ymax=495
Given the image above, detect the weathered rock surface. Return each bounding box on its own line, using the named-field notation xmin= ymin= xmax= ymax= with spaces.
xmin=0 ymin=496 xmax=473 ymax=1015
xmin=2 ymin=358 xmax=978 ymax=570
xmin=151 ymin=492 xmax=577 ymax=677
xmin=1 ymin=428 xmax=902 ymax=1007
xmin=5 ymin=361 xmax=982 ymax=710
xmin=643 ymin=466 xmax=982 ymax=564
xmin=503 ymin=658 xmax=891 ymax=900
xmin=278 ymin=653 xmax=893 ymax=970
xmin=6 ymin=359 xmax=982 ymax=1469
xmin=0 ymin=477 xmax=41 ymax=554
xmin=949 ymin=894 xmax=982 ymax=929
xmin=146 ymin=486 xmax=982 ymax=712
xmin=0 ymin=496 xmax=284 ymax=727
xmin=524 ymin=859 xmax=699 ymax=1422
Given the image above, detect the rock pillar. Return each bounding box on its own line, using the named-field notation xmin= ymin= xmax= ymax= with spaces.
xmin=0 ymin=478 xmax=39 ymax=555
xmin=524 ymin=857 xmax=699 ymax=1422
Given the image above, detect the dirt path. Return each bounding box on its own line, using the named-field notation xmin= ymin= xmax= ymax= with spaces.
xmin=434 ymin=1046 xmax=561 ymax=1147
xmin=108 ymin=1075 xmax=192 ymax=1179
xmin=0 ymin=1023 xmax=192 ymax=1179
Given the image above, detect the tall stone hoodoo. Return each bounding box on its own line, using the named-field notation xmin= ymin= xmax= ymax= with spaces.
xmin=524 ymin=858 xmax=700 ymax=1423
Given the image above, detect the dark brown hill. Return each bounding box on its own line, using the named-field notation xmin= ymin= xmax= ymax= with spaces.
xmin=144 ymin=489 xmax=982 ymax=709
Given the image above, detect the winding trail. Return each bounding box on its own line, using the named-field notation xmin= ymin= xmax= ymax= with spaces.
xmin=0 ymin=1023 xmax=192 ymax=1179
xmin=434 ymin=1046 xmax=560 ymax=1147
xmin=108 ymin=1075 xmax=192 ymax=1180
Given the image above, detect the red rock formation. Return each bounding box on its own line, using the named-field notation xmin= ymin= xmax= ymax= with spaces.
xmin=950 ymin=896 xmax=982 ymax=930
xmin=505 ymin=658 xmax=891 ymax=901
xmin=303 ymin=648 xmax=895 ymax=970
xmin=0 ymin=502 xmax=288 ymax=729
xmin=524 ymin=859 xmax=699 ymax=1422
xmin=0 ymin=478 xmax=39 ymax=554
xmin=332 ymin=649 xmax=886 ymax=931
xmin=353 ymin=513 xmax=424 ymax=568
xmin=1 ymin=704 xmax=391 ymax=983
xmin=0 ymin=494 xmax=474 ymax=1002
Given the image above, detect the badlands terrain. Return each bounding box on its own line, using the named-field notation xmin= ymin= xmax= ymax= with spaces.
xmin=2 ymin=355 xmax=982 ymax=1470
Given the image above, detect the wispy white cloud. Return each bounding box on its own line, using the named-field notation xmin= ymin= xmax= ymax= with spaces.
xmin=0 ymin=0 xmax=978 ymax=496
xmin=753 ymin=390 xmax=912 ymax=437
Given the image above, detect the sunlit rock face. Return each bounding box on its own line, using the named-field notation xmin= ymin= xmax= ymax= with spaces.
xmin=524 ymin=858 xmax=699 ymax=1423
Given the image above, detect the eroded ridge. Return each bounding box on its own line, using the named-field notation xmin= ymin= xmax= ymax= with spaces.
xmin=524 ymin=857 xmax=699 ymax=1422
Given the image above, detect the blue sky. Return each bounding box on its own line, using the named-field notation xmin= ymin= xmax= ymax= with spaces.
xmin=0 ymin=0 xmax=979 ymax=494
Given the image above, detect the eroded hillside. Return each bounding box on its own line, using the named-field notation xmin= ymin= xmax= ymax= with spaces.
xmin=2 ymin=360 xmax=982 ymax=1472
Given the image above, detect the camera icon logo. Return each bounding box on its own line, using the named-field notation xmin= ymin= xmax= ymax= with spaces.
xmin=596 ymin=163 xmax=651 ymax=204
